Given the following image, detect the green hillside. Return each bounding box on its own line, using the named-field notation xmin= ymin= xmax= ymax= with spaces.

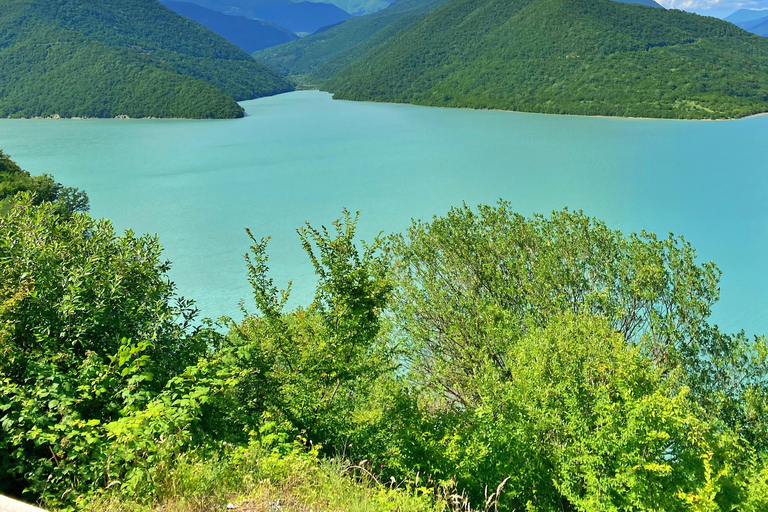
xmin=0 ymin=0 xmax=292 ymax=119
xmin=324 ymin=0 xmax=768 ymax=119
xmin=253 ymin=0 xmax=450 ymax=82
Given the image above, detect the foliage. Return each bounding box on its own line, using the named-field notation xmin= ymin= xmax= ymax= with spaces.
xmin=222 ymin=210 xmax=395 ymax=449
xmin=83 ymin=439 xmax=444 ymax=512
xmin=0 ymin=0 xmax=292 ymax=119
xmin=324 ymin=0 xmax=768 ymax=119
xmin=0 ymin=195 xmax=214 ymax=507
xmin=0 ymin=151 xmax=88 ymax=215
xmin=254 ymin=0 xmax=450 ymax=81
xmin=2 ymin=159 xmax=767 ymax=512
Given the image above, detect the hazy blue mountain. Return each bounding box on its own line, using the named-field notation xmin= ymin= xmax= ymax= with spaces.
xmin=254 ymin=0 xmax=450 ymax=79
xmin=161 ymin=1 xmax=297 ymax=52
xmin=725 ymin=8 xmax=768 ymax=24
xmin=182 ymin=0 xmax=352 ymax=34
xmin=737 ymin=15 xmax=768 ymax=36
xmin=0 ymin=0 xmax=291 ymax=119
xmin=301 ymin=0 xmax=395 ymax=15
xmin=612 ymin=0 xmax=663 ymax=7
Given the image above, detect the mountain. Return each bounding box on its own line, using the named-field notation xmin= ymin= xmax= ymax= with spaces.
xmin=323 ymin=0 xmax=768 ymax=119
xmin=738 ymin=16 xmax=768 ymax=37
xmin=724 ymin=9 xmax=768 ymax=24
xmin=725 ymin=10 xmax=768 ymax=37
xmin=181 ymin=0 xmax=352 ymax=34
xmin=612 ymin=0 xmax=663 ymax=7
xmin=301 ymin=0 xmax=395 ymax=15
xmin=0 ymin=0 xmax=292 ymax=119
xmin=254 ymin=0 xmax=451 ymax=80
xmin=161 ymin=1 xmax=298 ymax=52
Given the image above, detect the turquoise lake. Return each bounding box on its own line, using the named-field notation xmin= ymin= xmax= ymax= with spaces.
xmin=0 ymin=91 xmax=765 ymax=335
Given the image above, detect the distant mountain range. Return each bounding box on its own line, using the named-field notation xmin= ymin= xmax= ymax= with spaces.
xmin=725 ymin=9 xmax=768 ymax=24
xmin=725 ymin=9 xmax=768 ymax=37
xmin=301 ymin=0 xmax=395 ymax=16
xmin=179 ymin=0 xmax=352 ymax=34
xmin=254 ymin=0 xmax=452 ymax=78
xmin=161 ymin=1 xmax=298 ymax=52
xmin=738 ymin=17 xmax=768 ymax=37
xmin=281 ymin=0 xmax=768 ymax=119
xmin=0 ymin=0 xmax=292 ymax=119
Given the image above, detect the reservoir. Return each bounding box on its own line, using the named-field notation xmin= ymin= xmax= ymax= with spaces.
xmin=1 ymin=91 xmax=765 ymax=335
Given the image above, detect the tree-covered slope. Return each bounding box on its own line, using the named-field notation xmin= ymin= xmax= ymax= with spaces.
xmin=612 ymin=0 xmax=663 ymax=8
xmin=253 ymin=0 xmax=451 ymax=81
xmin=181 ymin=0 xmax=352 ymax=34
xmin=325 ymin=0 xmax=768 ymax=119
xmin=161 ymin=1 xmax=298 ymax=53
xmin=0 ymin=0 xmax=292 ymax=119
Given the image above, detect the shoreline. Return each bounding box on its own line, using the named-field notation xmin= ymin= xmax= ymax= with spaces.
xmin=5 ymin=90 xmax=768 ymax=122
xmin=320 ymin=90 xmax=768 ymax=122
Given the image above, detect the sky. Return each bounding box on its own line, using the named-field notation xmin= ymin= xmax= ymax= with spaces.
xmin=657 ymin=0 xmax=768 ymax=18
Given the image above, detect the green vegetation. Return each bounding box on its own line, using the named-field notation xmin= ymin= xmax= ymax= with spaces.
xmin=321 ymin=0 xmax=768 ymax=119
xmin=253 ymin=0 xmax=451 ymax=82
xmin=0 ymin=151 xmax=88 ymax=215
xmin=1 ymin=151 xmax=768 ymax=511
xmin=0 ymin=0 xmax=292 ymax=119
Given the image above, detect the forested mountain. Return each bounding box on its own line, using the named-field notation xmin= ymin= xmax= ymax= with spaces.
xmin=161 ymin=1 xmax=298 ymax=52
xmin=725 ymin=8 xmax=768 ymax=24
xmin=613 ymin=0 xmax=662 ymax=6
xmin=180 ymin=0 xmax=352 ymax=34
xmin=0 ymin=0 xmax=292 ymax=119
xmin=323 ymin=0 xmax=768 ymax=119
xmin=302 ymin=0 xmax=395 ymax=15
xmin=254 ymin=0 xmax=451 ymax=80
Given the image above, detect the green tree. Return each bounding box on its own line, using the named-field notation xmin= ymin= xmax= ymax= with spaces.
xmin=0 ymin=194 xmax=208 ymax=506
xmin=0 ymin=150 xmax=88 ymax=215
xmin=223 ymin=210 xmax=395 ymax=449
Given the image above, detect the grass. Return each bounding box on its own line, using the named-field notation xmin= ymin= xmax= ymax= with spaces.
xmin=80 ymin=444 xmax=461 ymax=512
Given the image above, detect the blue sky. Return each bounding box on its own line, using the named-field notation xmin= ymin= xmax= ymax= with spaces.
xmin=657 ymin=0 xmax=768 ymax=18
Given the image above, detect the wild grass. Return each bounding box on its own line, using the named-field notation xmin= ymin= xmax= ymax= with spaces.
xmin=81 ymin=445 xmax=480 ymax=512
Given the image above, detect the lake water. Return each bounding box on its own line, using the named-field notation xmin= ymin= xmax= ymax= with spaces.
xmin=1 ymin=91 xmax=766 ymax=335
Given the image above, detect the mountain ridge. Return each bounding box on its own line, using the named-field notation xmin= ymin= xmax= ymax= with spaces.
xmin=161 ymin=1 xmax=298 ymax=52
xmin=0 ymin=0 xmax=292 ymax=119
xmin=253 ymin=0 xmax=451 ymax=80
xmin=322 ymin=0 xmax=768 ymax=119
xmin=180 ymin=0 xmax=352 ymax=34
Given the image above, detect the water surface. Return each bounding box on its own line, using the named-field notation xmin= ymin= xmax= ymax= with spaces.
xmin=1 ymin=91 xmax=765 ymax=334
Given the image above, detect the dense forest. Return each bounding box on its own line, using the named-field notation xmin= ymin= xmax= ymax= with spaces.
xmin=161 ymin=1 xmax=298 ymax=53
xmin=253 ymin=0 xmax=451 ymax=81
xmin=318 ymin=0 xmax=768 ymax=119
xmin=0 ymin=0 xmax=292 ymax=119
xmin=1 ymin=151 xmax=767 ymax=512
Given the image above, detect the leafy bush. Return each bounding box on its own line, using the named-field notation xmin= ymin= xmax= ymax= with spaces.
xmin=2 ymin=158 xmax=767 ymax=511
xmin=0 ymin=195 xmax=212 ymax=507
